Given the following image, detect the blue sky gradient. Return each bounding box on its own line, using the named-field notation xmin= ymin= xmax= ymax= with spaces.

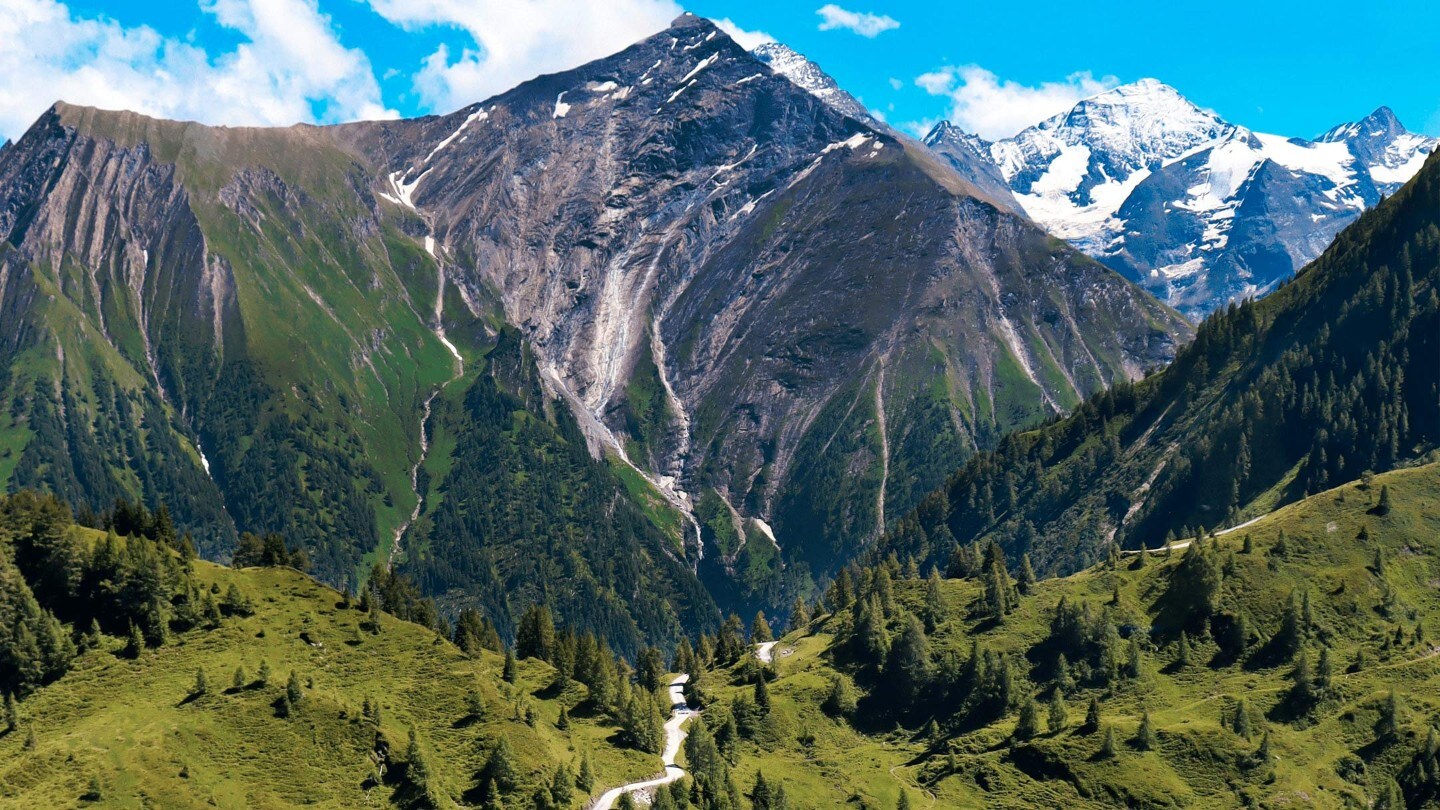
xmin=5 ymin=0 xmax=1436 ymax=141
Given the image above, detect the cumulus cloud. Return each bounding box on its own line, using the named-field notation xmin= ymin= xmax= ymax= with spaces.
xmin=815 ymin=4 xmax=899 ymax=38
xmin=913 ymin=65 xmax=1117 ymax=141
xmin=366 ymin=0 xmax=681 ymax=113
xmin=714 ymin=18 xmax=775 ymax=50
xmin=0 ymin=0 xmax=394 ymax=140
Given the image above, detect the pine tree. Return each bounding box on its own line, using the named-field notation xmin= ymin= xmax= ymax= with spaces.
xmin=1377 ymin=484 xmax=1393 ymax=515
xmin=754 ymin=677 xmax=771 ymax=715
xmin=286 ymin=671 xmax=303 ymax=706
xmin=789 ymin=597 xmax=810 ymax=631
xmin=257 ymin=659 xmax=272 ymax=687
xmin=275 ymin=693 xmax=292 ymax=719
xmin=1136 ymin=710 xmax=1157 ymax=751
xmin=1378 ymin=778 xmax=1404 ymax=810
xmin=124 ymin=621 xmax=145 ymax=659
xmin=1380 ymin=690 xmax=1402 ymax=738
xmin=3 ymin=693 xmax=16 ymax=733
xmin=1175 ymin=631 xmax=1191 ymax=669
xmin=550 ymin=764 xmax=575 ymax=806
xmin=1254 ymin=730 xmax=1272 ymax=766
xmin=1054 ymin=653 xmax=1074 ymax=694
xmin=1013 ymin=696 xmax=1040 ymax=741
xmin=751 ymin=612 xmax=773 ymax=644
xmin=485 ymin=738 xmax=519 ymax=793
xmin=1018 ymin=554 xmax=1037 ymax=595
xmin=232 ymin=666 xmax=247 ymax=691
xmin=516 ymin=604 xmax=556 ymax=661
xmin=191 ymin=668 xmax=208 ymax=698
xmin=824 ymin=676 xmax=858 ymax=717
xmin=751 ymin=771 xmax=772 ymax=809
xmin=1100 ymin=725 xmax=1117 ymax=758
xmin=1048 ymin=691 xmax=1068 ymax=734
xmin=577 ymin=753 xmax=595 ymax=792
xmin=1290 ymin=650 xmax=1314 ymax=705
xmin=1317 ymin=647 xmax=1334 ymax=692
xmin=503 ymin=647 xmax=518 ymax=683
xmin=1242 ymin=534 xmax=1253 ymax=553
xmin=1084 ymin=697 xmax=1102 ymax=733
xmin=467 ymin=688 xmax=487 ymax=720
xmin=556 ymin=706 xmax=570 ymax=730
xmin=923 ymin=569 xmax=946 ymax=631
xmin=1233 ymin=698 xmax=1252 ymax=739
xmin=985 ymin=558 xmax=1012 ymax=621
xmin=897 ymin=790 xmax=913 ymax=810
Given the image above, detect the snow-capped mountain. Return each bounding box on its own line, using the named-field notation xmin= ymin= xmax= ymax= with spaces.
xmin=924 ymin=82 xmax=1436 ymax=319
xmin=987 ymin=79 xmax=1233 ymax=252
xmin=751 ymin=42 xmax=873 ymax=123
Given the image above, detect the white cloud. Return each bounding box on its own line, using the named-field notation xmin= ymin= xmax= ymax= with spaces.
xmin=0 ymin=0 xmax=394 ymax=140
xmin=365 ymin=0 xmax=681 ymax=113
xmin=815 ymin=4 xmax=899 ymax=38
xmin=714 ymin=17 xmax=775 ymax=50
xmin=914 ymin=65 xmax=1117 ymax=141
xmin=888 ymin=77 xmax=903 ymax=91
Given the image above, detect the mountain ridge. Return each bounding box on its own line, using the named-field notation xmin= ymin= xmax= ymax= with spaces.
xmin=924 ymin=80 xmax=1436 ymax=319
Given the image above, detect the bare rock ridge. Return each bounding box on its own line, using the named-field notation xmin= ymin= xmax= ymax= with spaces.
xmin=0 ymin=14 xmax=1190 ymax=628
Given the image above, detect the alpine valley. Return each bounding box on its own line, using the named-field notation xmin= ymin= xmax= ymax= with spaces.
xmin=0 ymin=9 xmax=1437 ymax=810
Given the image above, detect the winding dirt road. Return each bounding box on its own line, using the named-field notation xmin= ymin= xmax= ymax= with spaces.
xmin=592 ymin=675 xmax=696 ymax=809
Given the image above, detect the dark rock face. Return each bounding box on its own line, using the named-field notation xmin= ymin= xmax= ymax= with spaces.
xmin=0 ymin=15 xmax=1190 ymax=620
xmin=337 ymin=15 xmax=1188 ymax=588
xmin=921 ymin=122 xmax=1023 ymax=215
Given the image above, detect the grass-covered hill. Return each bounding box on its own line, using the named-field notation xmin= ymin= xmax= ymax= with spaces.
xmin=0 ymin=492 xmax=691 ymax=809
xmin=699 ymin=461 xmax=1440 ymax=809
xmin=879 ymin=150 xmax=1440 ymax=577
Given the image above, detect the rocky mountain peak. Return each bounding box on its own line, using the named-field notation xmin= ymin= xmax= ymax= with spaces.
xmin=750 ymin=41 xmax=872 ymax=123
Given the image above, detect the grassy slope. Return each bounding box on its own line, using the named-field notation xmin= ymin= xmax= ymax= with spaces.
xmin=712 ymin=462 xmax=1440 ymax=808
xmin=0 ymin=557 xmax=659 ymax=809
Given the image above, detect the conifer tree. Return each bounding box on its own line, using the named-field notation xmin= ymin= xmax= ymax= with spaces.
xmin=1136 ymin=710 xmax=1157 ymax=750
xmin=1084 ymin=697 xmax=1102 ymax=733
xmin=789 ymin=597 xmax=810 ymax=631
xmin=191 ymin=668 xmax=208 ymax=698
xmin=257 ymin=659 xmax=271 ymax=687
xmin=751 ymin=612 xmax=773 ymax=644
xmin=124 ymin=622 xmax=145 ymax=659
xmin=3 ymin=693 xmax=16 ymax=733
xmin=1175 ymin=631 xmax=1191 ymax=669
xmin=1048 ymin=691 xmax=1068 ymax=734
xmin=1018 ymin=554 xmax=1037 ymax=595
xmin=754 ymin=677 xmax=771 ymax=715
xmin=467 ymin=688 xmax=487 ymax=720
xmin=1013 ymin=696 xmax=1039 ymax=741
xmin=286 ymin=670 xmax=303 ymax=706
xmin=922 ymin=569 xmax=946 ymax=631
xmin=503 ymin=648 xmax=518 ymax=683
xmin=1233 ymin=698 xmax=1252 ymax=739
xmin=1100 ymin=725 xmax=1117 ymax=758
xmin=232 ymin=667 xmax=247 ymax=691
xmin=824 ymin=676 xmax=857 ymax=717
xmin=550 ymin=764 xmax=574 ymax=806
xmin=1317 ymin=647 xmax=1334 ymax=692
xmin=577 ymin=753 xmax=595 ymax=792
xmin=1377 ymin=485 xmax=1393 ymax=515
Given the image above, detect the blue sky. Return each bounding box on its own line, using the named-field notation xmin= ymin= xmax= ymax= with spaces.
xmin=3 ymin=0 xmax=1436 ymax=142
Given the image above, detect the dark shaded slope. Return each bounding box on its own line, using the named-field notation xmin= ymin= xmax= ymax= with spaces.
xmin=882 ymin=151 xmax=1440 ymax=576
